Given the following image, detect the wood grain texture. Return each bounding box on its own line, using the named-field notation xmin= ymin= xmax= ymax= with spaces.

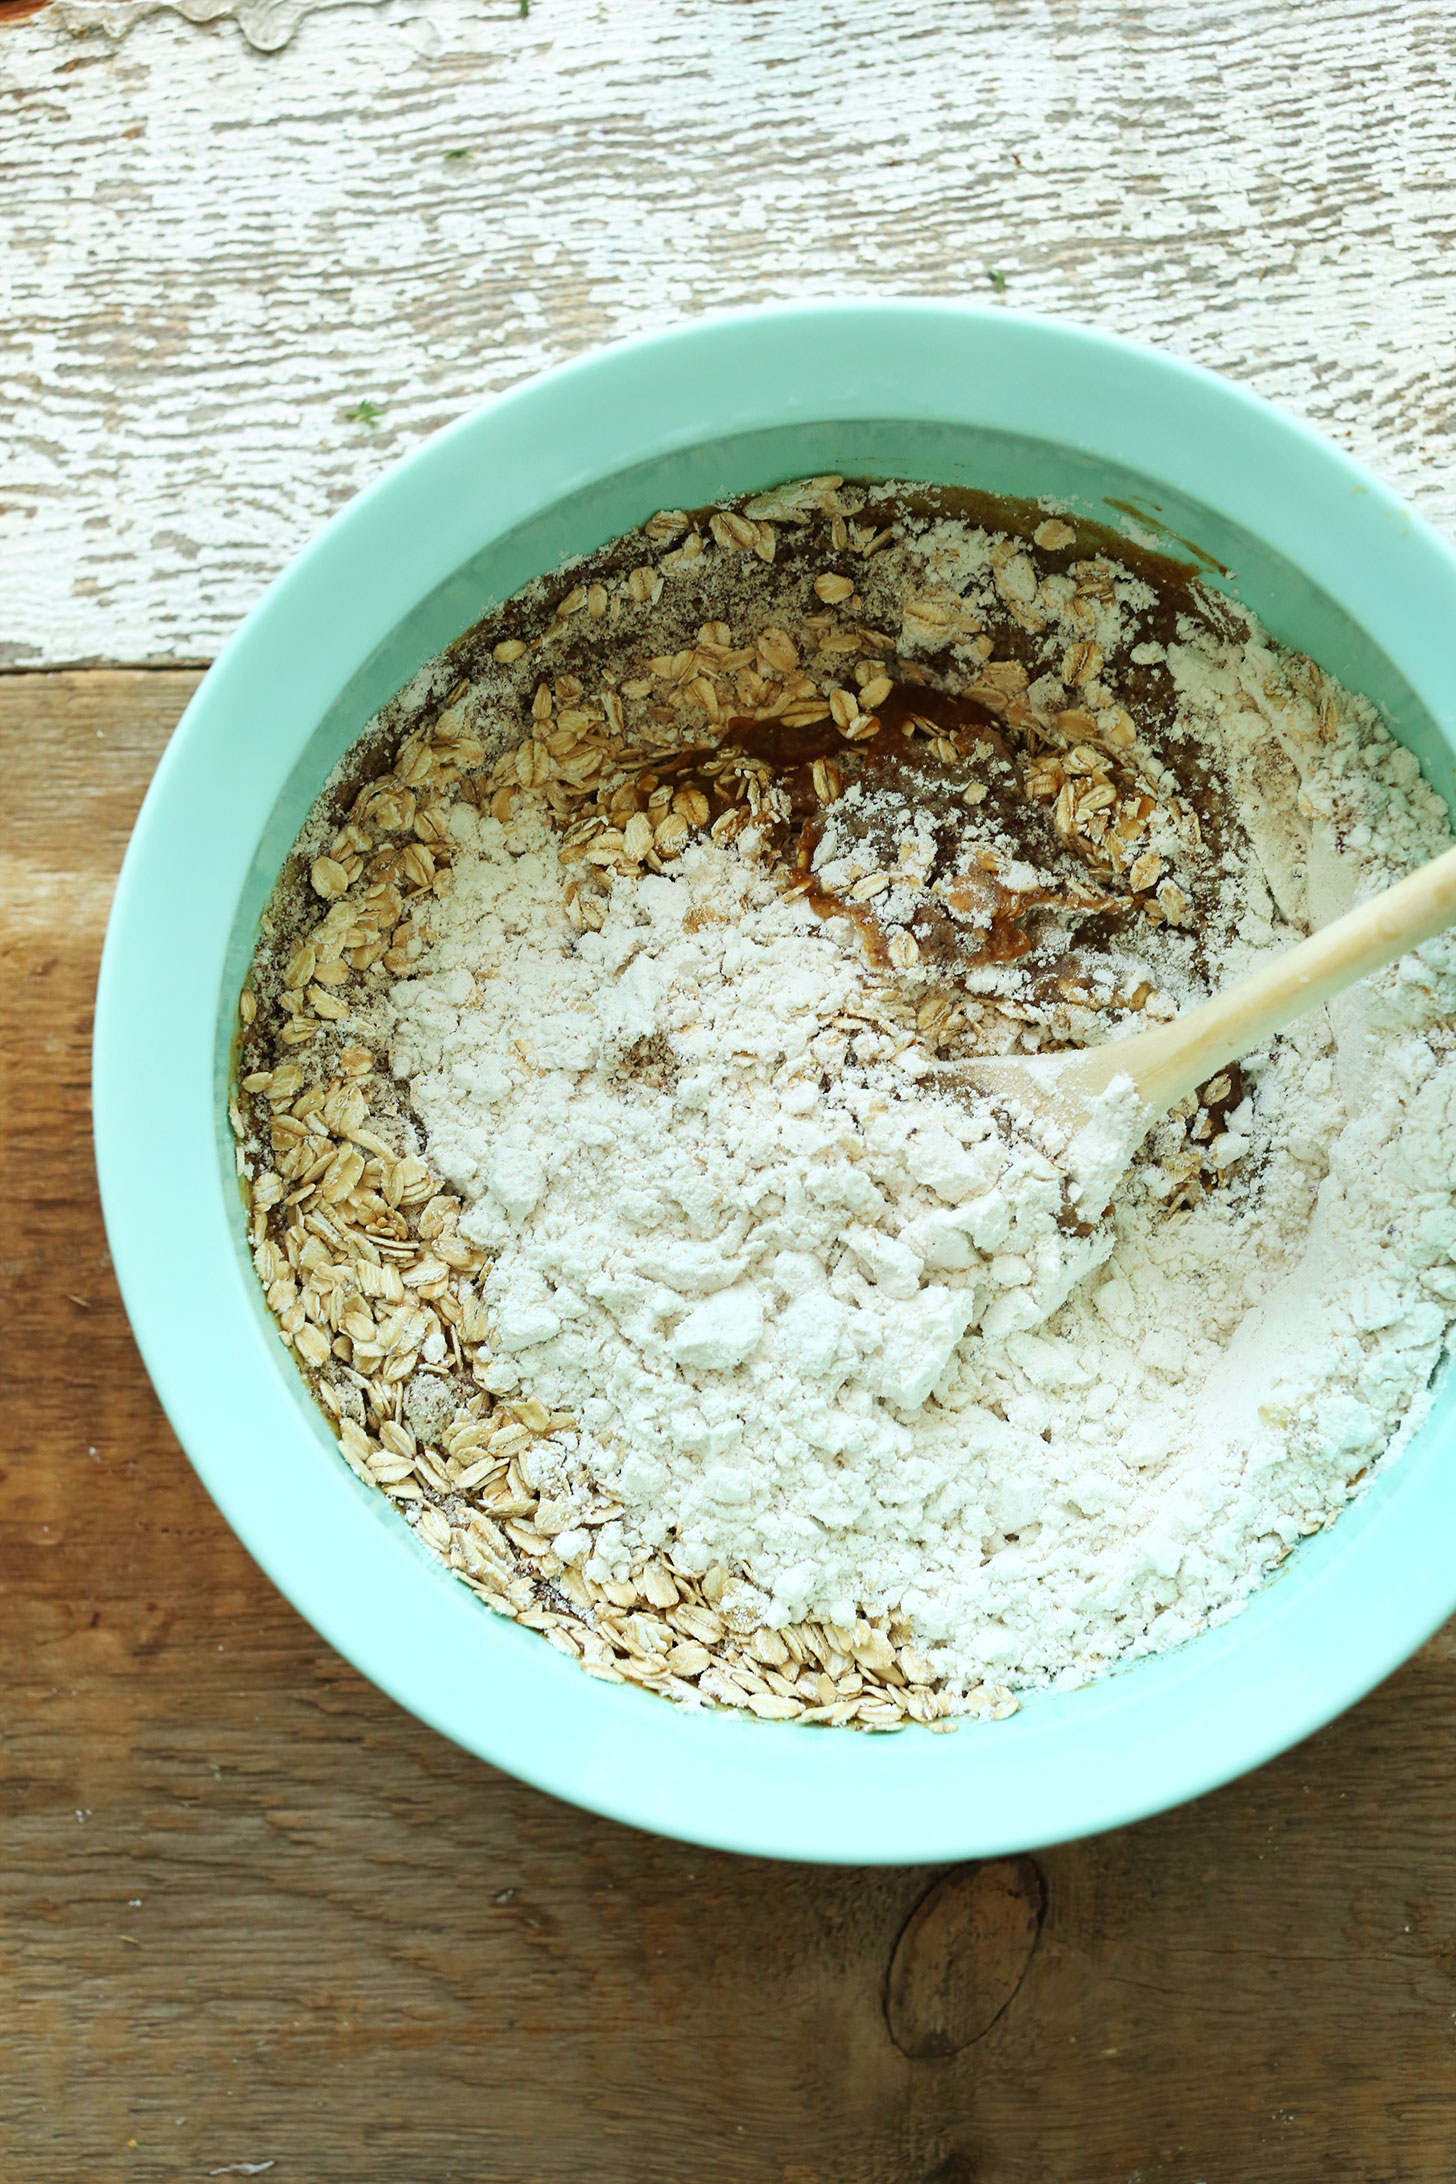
xmin=3 ymin=0 xmax=1455 ymax=667
xmin=9 ymin=666 xmax=1456 ymax=2180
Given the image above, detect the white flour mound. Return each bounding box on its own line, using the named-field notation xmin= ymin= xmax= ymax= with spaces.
xmin=384 ymin=622 xmax=1456 ymax=1698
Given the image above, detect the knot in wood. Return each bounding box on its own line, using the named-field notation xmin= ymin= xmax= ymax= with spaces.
xmin=885 ymin=1856 xmax=1045 ymax=2059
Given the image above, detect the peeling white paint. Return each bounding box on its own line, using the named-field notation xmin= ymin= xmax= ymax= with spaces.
xmin=2 ymin=0 xmax=1454 ymax=665
xmin=52 ymin=0 xmax=384 ymax=55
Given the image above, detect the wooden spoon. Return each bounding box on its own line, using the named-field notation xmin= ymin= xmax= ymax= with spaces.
xmin=953 ymin=841 xmax=1456 ymax=1187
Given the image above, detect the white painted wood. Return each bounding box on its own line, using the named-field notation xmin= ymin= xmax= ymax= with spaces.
xmin=3 ymin=0 xmax=1454 ymax=666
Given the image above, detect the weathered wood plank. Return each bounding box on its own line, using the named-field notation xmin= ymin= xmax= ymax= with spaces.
xmin=2 ymin=1 xmax=1454 ymax=666
xmin=7 ymin=665 xmax=1456 ymax=2180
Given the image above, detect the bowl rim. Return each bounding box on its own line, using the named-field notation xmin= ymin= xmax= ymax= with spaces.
xmin=94 ymin=299 xmax=1456 ymax=1864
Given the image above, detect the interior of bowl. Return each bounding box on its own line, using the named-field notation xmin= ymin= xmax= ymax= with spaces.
xmin=95 ymin=307 xmax=1456 ymax=1864
xmin=207 ymin=409 xmax=1456 ymax=1855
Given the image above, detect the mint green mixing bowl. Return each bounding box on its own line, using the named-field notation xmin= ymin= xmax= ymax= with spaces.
xmin=94 ymin=304 xmax=1456 ymax=1863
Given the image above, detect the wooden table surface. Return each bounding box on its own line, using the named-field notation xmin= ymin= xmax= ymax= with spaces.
xmin=6 ymin=665 xmax=1456 ymax=2183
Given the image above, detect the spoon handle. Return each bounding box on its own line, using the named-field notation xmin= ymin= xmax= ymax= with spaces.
xmin=1093 ymin=839 xmax=1456 ymax=1113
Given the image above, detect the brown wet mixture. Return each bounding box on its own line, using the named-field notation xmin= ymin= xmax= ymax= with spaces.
xmin=621 ymin=687 xmax=1177 ymax=975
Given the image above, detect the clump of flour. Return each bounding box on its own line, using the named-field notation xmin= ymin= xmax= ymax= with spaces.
xmin=388 ymin=812 xmax=1121 ymax=1638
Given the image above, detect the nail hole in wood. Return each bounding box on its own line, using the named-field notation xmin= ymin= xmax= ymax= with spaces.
xmin=885 ymin=1855 xmax=1046 ymax=2059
